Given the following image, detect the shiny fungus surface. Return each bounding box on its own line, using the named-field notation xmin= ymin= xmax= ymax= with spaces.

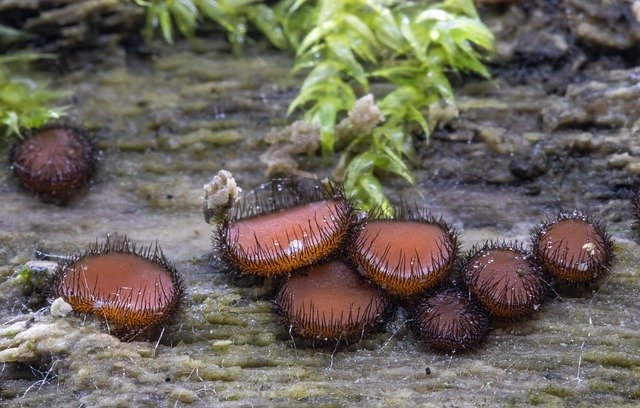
xmin=351 ymin=215 xmax=457 ymax=297
xmin=218 ymin=179 xmax=354 ymax=277
xmin=275 ymin=260 xmax=386 ymax=343
xmin=463 ymin=242 xmax=545 ymax=319
xmin=532 ymin=212 xmax=613 ymax=284
xmin=51 ymin=239 xmax=184 ymax=333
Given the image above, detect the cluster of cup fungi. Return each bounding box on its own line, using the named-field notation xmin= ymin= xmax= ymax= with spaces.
xmin=209 ymin=176 xmax=615 ymax=353
xmin=8 ymin=123 xmax=616 ymax=353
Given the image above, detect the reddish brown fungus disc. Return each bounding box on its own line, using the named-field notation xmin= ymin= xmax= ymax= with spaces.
xmin=275 ymin=260 xmax=386 ymax=343
xmin=10 ymin=125 xmax=97 ymax=200
xmin=51 ymin=239 xmax=184 ymax=333
xmin=532 ymin=213 xmax=612 ymax=284
xmin=413 ymin=289 xmax=489 ymax=353
xmin=463 ymin=243 xmax=545 ymax=319
xmin=350 ymin=215 xmax=457 ymax=297
xmin=220 ymin=197 xmax=353 ymax=277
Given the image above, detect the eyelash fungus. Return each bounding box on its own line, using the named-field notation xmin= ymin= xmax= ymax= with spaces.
xmin=49 ymin=237 xmax=185 ymax=339
xmin=531 ymin=211 xmax=613 ymax=285
xmin=412 ymin=288 xmax=489 ymax=353
xmin=216 ymin=178 xmax=355 ymax=277
xmin=462 ymin=241 xmax=546 ymax=319
xmin=349 ymin=205 xmax=458 ymax=298
xmin=204 ymin=177 xmax=619 ymax=353
xmin=274 ymin=260 xmax=387 ymax=344
xmin=9 ymin=123 xmax=97 ymax=202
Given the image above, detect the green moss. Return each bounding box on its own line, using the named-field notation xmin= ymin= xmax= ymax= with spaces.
xmin=8 ymin=264 xmax=52 ymax=297
xmin=134 ymin=0 xmax=493 ymax=212
xmin=0 ymin=53 xmax=66 ymax=143
xmin=542 ymin=385 xmax=573 ymax=399
xmin=141 ymin=162 xmax=171 ymax=175
xmin=627 ymin=388 xmax=640 ymax=399
xmin=584 ymin=353 xmax=640 ymax=369
xmin=527 ymin=392 xmax=564 ymax=407
xmin=528 ymin=393 xmax=546 ymax=406
xmin=284 ymin=0 xmax=494 ymax=213
xmin=196 ymin=365 xmax=243 ymax=382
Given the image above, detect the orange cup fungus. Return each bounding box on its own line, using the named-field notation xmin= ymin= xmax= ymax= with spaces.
xmin=50 ymin=238 xmax=184 ymax=338
xmin=531 ymin=211 xmax=613 ymax=285
xmin=462 ymin=242 xmax=546 ymax=319
xmin=10 ymin=124 xmax=97 ymax=201
xmin=413 ymin=288 xmax=489 ymax=353
xmin=217 ymin=178 xmax=354 ymax=277
xmin=349 ymin=206 xmax=458 ymax=297
xmin=275 ymin=260 xmax=387 ymax=343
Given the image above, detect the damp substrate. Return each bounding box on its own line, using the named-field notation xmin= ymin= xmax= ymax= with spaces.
xmin=3 ymin=8 xmax=640 ymax=408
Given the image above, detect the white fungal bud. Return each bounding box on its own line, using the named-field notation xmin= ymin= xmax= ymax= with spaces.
xmin=50 ymin=297 xmax=73 ymax=317
xmin=202 ymin=170 xmax=242 ymax=225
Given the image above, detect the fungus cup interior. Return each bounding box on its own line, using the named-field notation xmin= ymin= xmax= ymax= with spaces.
xmin=537 ymin=218 xmax=606 ymax=271
xmin=220 ymin=192 xmax=354 ymax=277
xmin=465 ymin=248 xmax=543 ymax=317
xmin=277 ymin=260 xmax=385 ymax=341
xmin=11 ymin=126 xmax=95 ymax=196
xmin=358 ymin=220 xmax=453 ymax=277
xmin=58 ymin=252 xmax=177 ymax=325
xmin=414 ymin=289 xmax=488 ymax=352
xmin=229 ymin=200 xmax=344 ymax=260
